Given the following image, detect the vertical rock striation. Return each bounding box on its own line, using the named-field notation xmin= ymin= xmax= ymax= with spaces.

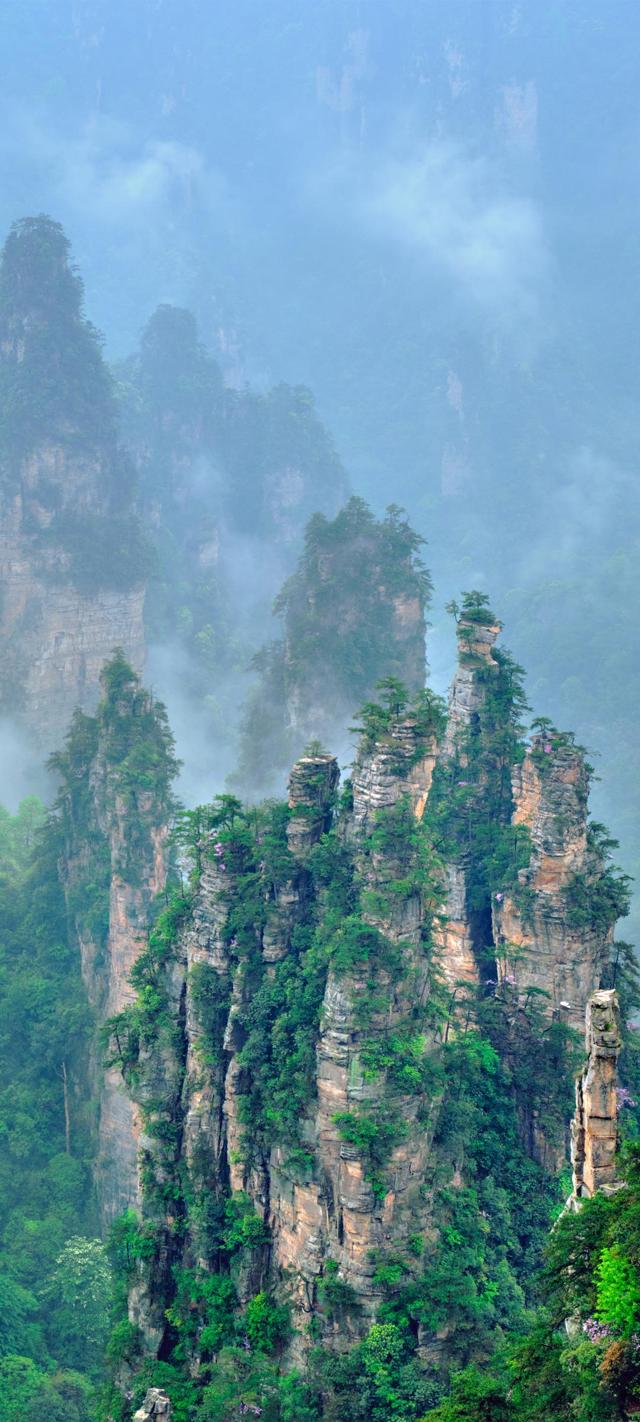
xmin=55 ymin=655 xmax=177 ymax=1225
xmin=0 ymin=217 xmax=146 ymax=747
xmin=493 ymin=735 xmax=611 ymax=1032
xmin=571 ymin=989 xmax=622 ymax=1200
xmin=442 ymin=609 xmax=501 ymax=758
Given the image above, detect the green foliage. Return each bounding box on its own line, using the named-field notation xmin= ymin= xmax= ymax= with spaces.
xmin=457 ymin=1146 xmax=640 ymax=1421
xmin=0 ymin=1355 xmax=94 ymax=1422
xmin=422 ymin=1363 xmax=511 ymax=1421
xmin=244 ymin=1292 xmax=291 ymax=1354
xmin=563 ymin=866 xmax=631 ymax=932
xmin=457 ymin=591 xmax=500 ymax=627
xmin=0 ymin=1275 xmax=39 ymax=1360
xmin=596 ymin=1248 xmax=640 ymax=1337
xmin=108 ymin=1211 xmax=161 ymax=1274
xmin=353 ymin=680 xmax=446 ymax=757
xmin=327 ymin=914 xmax=403 ymax=976
xmin=128 ymin=1360 xmax=200 ymax=1422
xmin=52 ymin=656 xmax=179 ymax=953
xmin=235 ymin=921 xmax=329 ymax=1153
xmin=42 ymin=1237 xmax=111 ymax=1376
xmin=426 ymin=638 xmax=530 ymax=948
xmin=0 ymin=216 xmax=147 ymax=593
xmin=362 ymin=795 xmax=445 ymax=913
xmin=0 ymin=800 xmax=97 ymax=1398
xmin=0 ymin=216 xmax=116 ymax=461
xmin=317 ymin=1260 xmax=359 ymax=1317
xmin=237 ymin=498 xmax=430 ymax=790
xmin=222 ymin=1193 xmax=270 ymax=1253
xmin=166 ymin=1268 xmax=238 ymax=1358
xmin=334 ymin=1106 xmax=408 ymax=1199
xmin=189 ymin=962 xmax=232 ymax=1068
xmin=311 ymin=1322 xmax=441 ymax=1420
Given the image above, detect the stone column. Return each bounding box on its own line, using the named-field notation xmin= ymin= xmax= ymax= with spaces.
xmin=571 ymin=989 xmax=622 ymax=1199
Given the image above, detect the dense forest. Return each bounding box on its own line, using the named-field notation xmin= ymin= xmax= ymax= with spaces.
xmin=1 ymin=4 xmax=639 ymax=1418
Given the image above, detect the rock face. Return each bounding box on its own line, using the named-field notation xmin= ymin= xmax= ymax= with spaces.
xmin=55 ymin=656 xmax=176 ymax=1225
xmin=349 ymin=715 xmax=438 ymax=838
xmin=0 ymin=216 xmax=146 ymax=748
xmin=287 ymin=753 xmax=340 ymax=855
xmin=442 ymin=611 xmax=501 ymax=757
xmin=133 ymin=1390 xmax=172 ymax=1422
xmin=94 ymin=789 xmax=170 ymax=1224
xmin=493 ymin=736 xmax=610 ymax=1032
xmin=0 ymin=452 xmax=145 ymax=747
xmin=572 ymin=989 xmax=622 ymax=1200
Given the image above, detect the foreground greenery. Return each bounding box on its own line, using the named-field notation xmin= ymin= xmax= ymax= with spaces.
xmin=0 ymin=799 xmax=105 ymax=1420
xmin=1 ymin=645 xmax=639 ymax=1420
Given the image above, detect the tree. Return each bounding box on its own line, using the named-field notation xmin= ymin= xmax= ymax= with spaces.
xmin=43 ymin=1238 xmax=111 ymax=1375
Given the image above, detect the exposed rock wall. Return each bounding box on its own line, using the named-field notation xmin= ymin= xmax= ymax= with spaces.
xmin=571 ymin=989 xmax=622 ymax=1200
xmin=442 ymin=612 xmax=500 ymax=758
xmin=432 ymin=610 xmax=500 ymax=995
xmin=349 ymin=716 xmax=437 ymax=838
xmin=96 ymin=793 xmax=170 ymax=1223
xmin=493 ymin=737 xmax=610 ymax=1032
xmin=56 ymin=661 xmax=175 ymax=1225
xmin=133 ymin=1389 xmax=172 ymax=1421
xmin=434 ymin=864 xmax=479 ymax=993
xmin=273 ymin=746 xmax=438 ymax=1337
xmin=0 ymin=445 xmax=145 ymax=748
xmin=0 ymin=218 xmax=147 ymax=747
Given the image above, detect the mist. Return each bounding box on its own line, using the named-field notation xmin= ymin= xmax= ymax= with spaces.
xmin=0 ymin=0 xmax=637 ymax=893
xmin=3 ymin=6 xmax=640 ymax=1416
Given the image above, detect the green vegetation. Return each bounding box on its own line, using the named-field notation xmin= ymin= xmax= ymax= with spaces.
xmin=426 ymin=596 xmax=533 ymax=962
xmin=0 ymin=216 xmax=147 ymax=594
xmin=51 ymin=652 xmax=179 ymax=897
xmin=0 ymin=216 xmax=116 ymax=460
xmin=0 ymin=596 xmax=636 ymax=1422
xmin=0 ymin=798 xmax=101 ymax=1411
xmin=422 ymin=1143 xmax=640 ymax=1421
xmin=236 ymin=499 xmax=431 ymax=790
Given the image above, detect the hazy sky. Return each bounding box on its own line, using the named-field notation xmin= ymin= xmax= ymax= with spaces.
xmin=1 ymin=0 xmax=639 ymax=916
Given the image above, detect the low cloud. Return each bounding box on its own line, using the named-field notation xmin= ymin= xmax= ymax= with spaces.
xmin=0 ymin=107 xmax=226 ymax=229
xmin=521 ymin=445 xmax=636 ymax=584
xmin=0 ymin=106 xmax=233 ymax=340
xmin=308 ymin=134 xmax=548 ymax=344
xmin=360 ymin=140 xmax=547 ymax=331
xmin=0 ymin=719 xmax=54 ymax=812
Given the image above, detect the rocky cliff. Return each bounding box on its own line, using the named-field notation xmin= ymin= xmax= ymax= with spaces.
xmin=88 ymin=599 xmax=629 ymax=1408
xmin=0 ymin=447 xmax=145 ymax=748
xmin=0 ymin=217 xmax=146 ymax=747
xmin=492 ymin=736 xmax=612 ymax=1033
xmin=571 ymin=989 xmax=622 ymax=1201
xmin=53 ymin=653 xmax=177 ymax=1224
